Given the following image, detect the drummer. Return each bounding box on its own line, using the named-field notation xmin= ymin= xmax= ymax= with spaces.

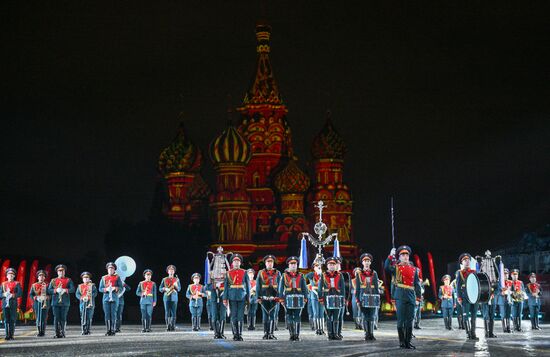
xmin=278 ymin=256 xmax=308 ymax=341
xmin=456 ymin=253 xmax=479 ymax=341
xmin=355 ymin=253 xmax=380 ymax=341
xmin=318 ymin=256 xmax=346 ymax=340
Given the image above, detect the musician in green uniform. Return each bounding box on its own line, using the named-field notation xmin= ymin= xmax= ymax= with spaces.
xmin=223 ymin=254 xmax=250 ymax=341
xmin=75 ymin=272 xmax=98 ymax=335
xmin=29 ymin=270 xmax=50 ymax=337
xmin=48 ymin=264 xmax=75 ymax=338
xmin=355 ymin=253 xmax=380 ymax=341
xmin=278 ymin=256 xmax=308 ymax=341
xmin=1 ymin=268 xmax=22 ymax=340
xmin=256 ymin=254 xmax=281 ymax=340
xmin=318 ymin=256 xmax=346 ymax=340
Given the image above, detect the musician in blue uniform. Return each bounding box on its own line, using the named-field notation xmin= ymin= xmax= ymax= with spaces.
xmin=1 ymin=268 xmax=22 ymax=340
xmin=305 ymin=261 xmax=325 ymax=335
xmin=526 ymin=273 xmax=542 ymax=330
xmin=99 ymin=262 xmax=123 ymax=336
xmin=351 ymin=267 xmax=362 ymax=330
xmin=385 ymin=246 xmax=422 ymax=349
xmin=29 ymin=270 xmax=50 ymax=337
xmin=75 ymin=272 xmax=98 ymax=335
xmin=159 ymin=264 xmax=181 ymax=332
xmin=509 ymin=269 xmax=526 ymax=332
xmin=136 ymin=269 xmax=157 ymax=333
xmin=256 ymin=254 xmax=281 ymax=340
xmin=278 ymin=256 xmax=308 ymax=341
xmin=318 ymin=256 xmax=346 ymax=340
xmin=355 ymin=253 xmax=380 ymax=341
xmin=497 ymin=267 xmax=512 ymax=333
xmin=223 ymin=254 xmax=250 ymax=341
xmin=48 ymin=264 xmax=75 ymax=338
xmin=439 ymin=274 xmax=455 ymax=330
xmin=456 ymin=253 xmax=479 ymax=341
xmin=115 ymin=280 xmax=131 ymax=333
xmin=186 ymin=273 xmax=205 ymax=331
xmin=246 ymin=268 xmax=258 ymax=331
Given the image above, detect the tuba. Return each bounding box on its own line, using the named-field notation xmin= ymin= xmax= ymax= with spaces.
xmin=115 ymin=255 xmax=136 ymax=297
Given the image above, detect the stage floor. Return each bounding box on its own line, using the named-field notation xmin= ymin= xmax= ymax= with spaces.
xmin=0 ymin=319 xmax=548 ymax=356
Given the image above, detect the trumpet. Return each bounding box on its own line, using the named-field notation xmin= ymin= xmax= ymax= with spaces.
xmin=86 ymin=283 xmax=93 ymax=308
xmin=40 ymin=282 xmax=48 ymax=309
xmin=106 ymin=279 xmax=114 ymax=302
xmin=4 ymin=287 xmax=12 ymax=308
xmin=165 ymin=275 xmax=179 ymax=296
xmin=57 ymin=281 xmax=65 ymax=304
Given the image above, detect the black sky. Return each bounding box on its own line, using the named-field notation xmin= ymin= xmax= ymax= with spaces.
xmin=2 ymin=2 xmax=549 ymax=267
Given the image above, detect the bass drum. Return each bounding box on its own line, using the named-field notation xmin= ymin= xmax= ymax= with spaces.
xmin=466 ymin=272 xmax=491 ymax=304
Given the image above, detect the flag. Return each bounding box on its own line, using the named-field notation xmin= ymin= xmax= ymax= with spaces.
xmin=299 ymin=237 xmax=308 ymax=269
xmin=204 ymin=256 xmax=210 ymax=284
xmin=333 ymin=238 xmax=341 ymax=258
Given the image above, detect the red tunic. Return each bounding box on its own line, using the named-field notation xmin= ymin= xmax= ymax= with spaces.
xmin=32 ymin=282 xmax=47 ymax=296
xmin=283 ymin=272 xmax=302 ymax=290
xmin=141 ymin=281 xmax=154 ymax=296
xmin=103 ymin=275 xmax=118 ymax=289
xmin=2 ymin=281 xmax=19 ymax=292
xmin=190 ymin=284 xmax=203 ymax=294
xmin=79 ymin=283 xmax=91 ymax=297
xmin=323 ymin=272 xmax=341 ymax=291
xmin=261 ymin=269 xmax=278 ymax=288
xmin=512 ymin=280 xmax=523 ymax=292
xmin=228 ymin=269 xmax=245 ymax=286
xmin=441 ymin=285 xmax=453 ymax=298
xmin=397 ymin=263 xmax=417 ymax=287
xmin=527 ymin=283 xmax=540 ymax=294
xmin=52 ymin=277 xmax=70 ymax=289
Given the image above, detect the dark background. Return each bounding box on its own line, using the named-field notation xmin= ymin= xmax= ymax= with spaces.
xmin=1 ymin=2 xmax=549 ymax=317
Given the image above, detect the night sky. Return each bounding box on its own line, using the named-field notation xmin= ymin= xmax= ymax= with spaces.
xmin=2 ymin=2 xmax=549 ymax=270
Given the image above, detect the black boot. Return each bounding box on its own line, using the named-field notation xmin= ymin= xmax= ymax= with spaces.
xmin=262 ymin=321 xmax=269 ymax=339
xmin=338 ymin=319 xmax=343 ymax=340
xmin=465 ymin=319 xmax=472 ymax=340
xmin=295 ymin=322 xmax=301 ymax=341
xmin=166 ymin=317 xmax=171 ymax=331
xmin=327 ymin=320 xmax=334 ymax=340
xmin=334 ymin=321 xmax=342 ymax=340
xmin=213 ymin=321 xmax=220 ymax=339
xmin=457 ymin=315 xmax=464 ymax=329
xmin=535 ymin=315 xmax=542 ymax=330
xmin=4 ymin=324 xmax=9 ymax=340
xmin=319 ymin=318 xmax=325 ymax=335
xmin=209 ymin=317 xmax=214 ymax=331
xmin=269 ymin=320 xmax=277 ymax=340
xmin=406 ymin=326 xmax=416 ymax=349
xmin=237 ymin=321 xmax=243 ymax=341
xmin=248 ymin=315 xmax=255 ymax=330
xmin=220 ymin=320 xmax=226 ymax=339
xmin=141 ymin=319 xmax=146 ymax=333
xmin=61 ymin=322 xmax=66 ymax=338
xmin=288 ymin=322 xmax=295 ymax=341
xmin=369 ymin=321 xmax=376 ymax=340
xmin=470 ymin=318 xmax=479 ymax=340
xmin=309 ymin=318 xmax=315 ymax=331
xmin=488 ymin=320 xmax=497 ymax=337
xmin=363 ymin=319 xmax=369 ymax=341
xmin=484 ymin=320 xmax=489 ymax=337
xmin=196 ymin=317 xmax=200 ymax=331
xmin=115 ymin=319 xmax=121 ymax=333
xmin=147 ymin=318 xmax=152 ymax=332
xmin=111 ymin=320 xmax=116 ymax=336
xmin=397 ymin=327 xmax=405 ymax=348
xmin=506 ymin=318 xmax=512 ymax=333
xmin=516 ymin=317 xmax=523 ymax=332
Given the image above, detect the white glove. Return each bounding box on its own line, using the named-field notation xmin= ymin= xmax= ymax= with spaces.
xmin=390 ymin=248 xmax=396 ymax=256
xmin=57 ymin=287 xmax=62 ymax=294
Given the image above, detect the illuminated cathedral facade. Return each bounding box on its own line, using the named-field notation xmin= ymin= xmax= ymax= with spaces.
xmin=157 ymin=20 xmax=357 ymax=265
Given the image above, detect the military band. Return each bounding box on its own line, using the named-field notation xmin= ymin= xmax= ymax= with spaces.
xmin=48 ymin=264 xmax=75 ymax=338
xmin=186 ymin=273 xmax=204 ymax=331
xmin=136 ymin=269 xmax=157 ymax=333
xmin=99 ymin=262 xmax=123 ymax=336
xmin=160 ymin=264 xmax=181 ymax=331
xmin=1 ymin=268 xmax=23 ymax=340
xmin=76 ymin=272 xmax=97 ymax=335
xmin=29 ymin=270 xmax=50 ymax=336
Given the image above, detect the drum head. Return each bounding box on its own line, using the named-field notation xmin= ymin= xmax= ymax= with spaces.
xmin=466 ymin=273 xmax=480 ymax=304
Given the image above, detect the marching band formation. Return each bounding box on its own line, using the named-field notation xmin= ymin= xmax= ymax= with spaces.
xmin=0 ymin=247 xmax=544 ymax=348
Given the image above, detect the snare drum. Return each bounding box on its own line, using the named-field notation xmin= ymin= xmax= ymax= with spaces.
xmin=361 ymin=293 xmax=380 ymax=308
xmin=466 ymin=272 xmax=491 ymax=304
xmin=326 ymin=295 xmax=345 ymax=310
xmin=285 ymin=294 xmax=305 ymax=309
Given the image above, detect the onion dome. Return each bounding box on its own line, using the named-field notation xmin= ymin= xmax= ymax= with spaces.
xmin=188 ymin=174 xmax=211 ymax=201
xmin=274 ymin=159 xmax=310 ymax=193
xmin=209 ymin=121 xmax=251 ymax=166
xmin=158 ymin=122 xmax=201 ymax=175
xmin=311 ymin=111 xmax=347 ymax=160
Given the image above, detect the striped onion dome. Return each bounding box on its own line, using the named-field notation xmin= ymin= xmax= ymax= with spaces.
xmin=274 ymin=159 xmax=310 ymax=193
xmin=209 ymin=122 xmax=251 ymax=166
xmin=158 ymin=122 xmax=201 ymax=175
xmin=311 ymin=111 xmax=347 ymax=160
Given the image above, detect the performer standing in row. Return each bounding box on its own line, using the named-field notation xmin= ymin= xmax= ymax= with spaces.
xmin=451 ymin=275 xmax=464 ymax=329
xmin=205 ymin=287 xmax=214 ymax=331
xmin=351 ymin=267 xmax=362 ymax=330
xmin=414 ymin=267 xmax=425 ymax=330
xmin=186 ymin=273 xmax=205 ymax=331
xmin=526 ymin=273 xmax=542 ymax=330
xmin=30 ymin=270 xmax=50 ymax=337
xmin=115 ymin=279 xmax=131 ymax=333
xmin=319 ymin=256 xmax=346 ymax=341
xmin=481 ymin=280 xmax=498 ymax=338
xmin=355 ymin=253 xmax=380 ymax=341
xmin=76 ymin=272 xmax=97 ymax=335
xmin=497 ymin=267 xmax=513 ymax=333
xmin=99 ymin=262 xmax=122 ymax=336
xmin=256 ymin=254 xmax=281 ymax=340
xmin=305 ymin=261 xmax=325 ymax=335
xmin=136 ymin=269 xmax=157 ymax=333
xmin=1 ymin=268 xmax=22 ymax=340
xmin=223 ymin=254 xmax=249 ymax=341
xmin=510 ymin=269 xmax=525 ymax=332
xmin=278 ymin=256 xmax=308 ymax=341
xmin=48 ymin=264 xmax=75 ymax=338
xmin=439 ymin=274 xmax=455 ymax=330
xmin=160 ymin=264 xmax=180 ymax=332
xmin=385 ymin=246 xmax=422 ymax=349
xmin=335 ymin=258 xmax=346 ymax=340
xmin=208 ymin=269 xmax=227 ymax=339
xmin=246 ymin=268 xmax=258 ymax=331
xmin=456 ymin=253 xmax=479 ymax=341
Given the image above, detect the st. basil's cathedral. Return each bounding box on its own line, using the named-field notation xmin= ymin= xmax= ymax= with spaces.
xmin=157 ymin=21 xmax=357 ymax=267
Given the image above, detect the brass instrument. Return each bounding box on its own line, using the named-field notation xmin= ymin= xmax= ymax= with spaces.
xmin=86 ymin=283 xmax=94 ymax=308
xmin=512 ymin=288 xmax=526 ymax=302
xmin=4 ymin=286 xmax=12 ymax=308
xmin=165 ymin=275 xmax=179 ymax=296
xmin=57 ymin=281 xmax=65 ymax=303
xmin=40 ymin=282 xmax=48 ymax=309
xmin=142 ymin=283 xmax=150 ymax=298
xmin=106 ymin=278 xmax=114 ymax=302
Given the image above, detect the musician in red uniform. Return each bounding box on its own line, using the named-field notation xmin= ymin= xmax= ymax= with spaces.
xmin=455 ymin=253 xmax=479 ymax=341
xmin=355 ymin=253 xmax=381 ymax=341
xmin=185 ymin=273 xmax=205 ymax=331
xmin=278 ymin=256 xmax=308 ymax=341
xmin=497 ymin=267 xmax=513 ymax=333
xmin=246 ymin=269 xmax=258 ymax=331
xmin=526 ymin=273 xmax=542 ymax=330
xmin=510 ymin=269 xmax=526 ymax=331
xmin=136 ymin=269 xmax=157 ymax=333
xmin=47 ymin=264 xmax=75 ymax=338
xmin=438 ymin=274 xmax=455 ymax=330
xmin=318 ymin=256 xmax=346 ymax=340
xmin=99 ymin=262 xmax=123 ymax=336
xmin=1 ymin=268 xmax=22 ymax=340
xmin=384 ymin=245 xmax=422 ymax=349
xmin=305 ymin=262 xmax=325 ymax=335
xmin=223 ymin=254 xmax=250 ymax=341
xmin=30 ymin=270 xmax=50 ymax=337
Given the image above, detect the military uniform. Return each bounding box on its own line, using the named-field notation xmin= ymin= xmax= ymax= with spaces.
xmin=205 ymin=287 xmax=214 ymax=331
xmin=99 ymin=262 xmax=123 ymax=336
xmin=305 ymin=263 xmax=325 ymax=335
xmin=207 ymin=272 xmax=227 ymax=339
xmin=278 ymin=256 xmax=308 ymax=341
xmin=456 ymin=253 xmax=479 ymax=340
xmin=481 ymin=282 xmax=498 ymax=338
xmin=185 ymin=273 xmax=205 ymax=331
xmin=159 ymin=265 xmax=181 ymax=332
xmin=223 ymin=254 xmax=250 ymax=341
xmin=355 ymin=253 xmax=380 ymax=341
xmin=246 ymin=269 xmax=258 ymax=331
xmin=256 ymin=254 xmax=281 ymax=340
xmin=413 ymin=266 xmax=424 ymax=329
xmin=1 ymin=268 xmax=22 ymax=340
xmin=48 ymin=264 xmax=75 ymax=338
xmin=115 ymin=281 xmax=131 ymax=332
xmin=451 ymin=276 xmax=465 ymax=329
xmin=438 ymin=275 xmax=455 ymax=330
xmin=351 ymin=268 xmax=362 ymax=330
xmin=509 ymin=269 xmax=526 ymax=332
xmin=136 ymin=269 xmax=157 ymax=333
xmin=75 ymin=272 xmax=98 ymax=335
xmin=497 ymin=268 xmax=513 ymax=333
xmin=318 ymin=256 xmax=346 ymax=341
xmin=526 ymin=273 xmax=542 ymax=330
xmin=384 ymin=246 xmax=422 ymax=349
xmin=29 ymin=270 xmax=50 ymax=337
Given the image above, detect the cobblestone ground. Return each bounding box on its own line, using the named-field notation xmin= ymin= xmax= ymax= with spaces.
xmin=0 ymin=319 xmax=548 ymax=356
